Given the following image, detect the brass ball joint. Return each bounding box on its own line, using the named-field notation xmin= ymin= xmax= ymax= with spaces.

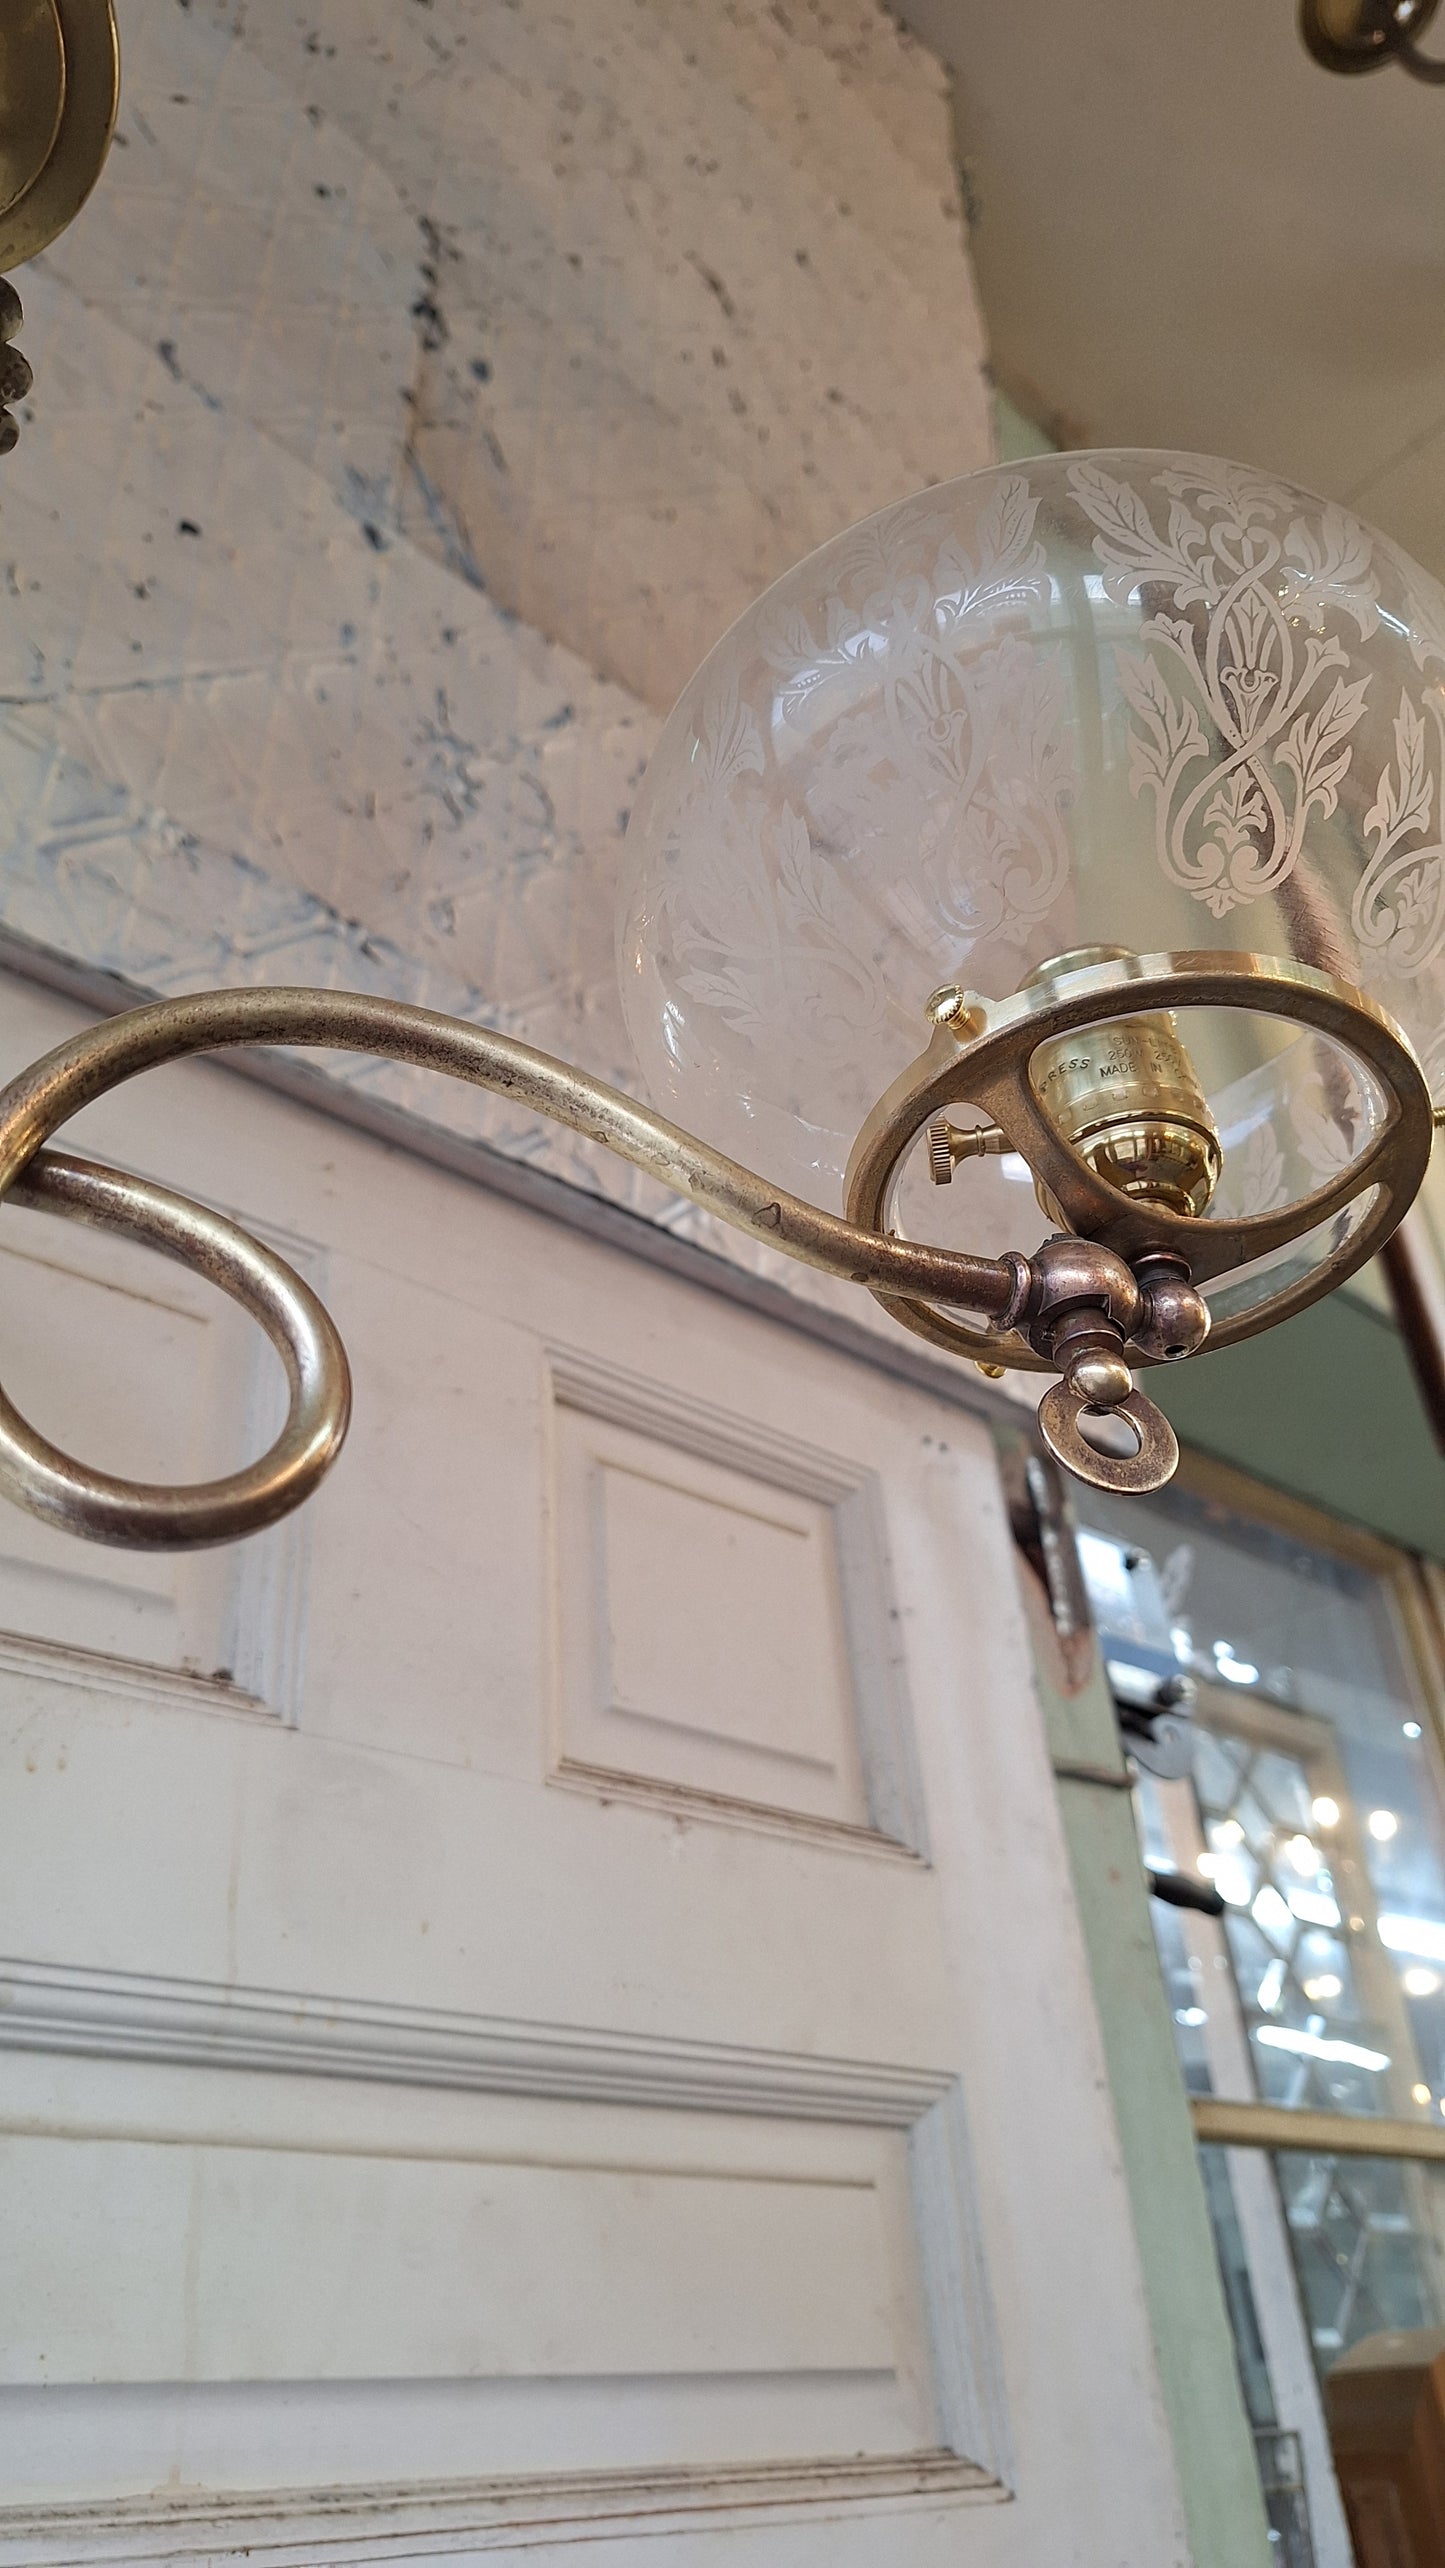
xmin=1021 ymin=1238 xmax=1211 ymax=1497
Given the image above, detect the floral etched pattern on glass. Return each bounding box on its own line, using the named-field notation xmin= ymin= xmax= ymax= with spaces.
xmin=1067 ymin=458 xmax=1379 ymax=923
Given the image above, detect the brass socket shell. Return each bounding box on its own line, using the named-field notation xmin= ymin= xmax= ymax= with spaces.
xmin=1023 ymin=949 xmax=1222 ymax=1224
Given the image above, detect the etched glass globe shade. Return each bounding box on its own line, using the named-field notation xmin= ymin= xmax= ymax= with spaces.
xmin=619 ymin=452 xmax=1445 ymax=1303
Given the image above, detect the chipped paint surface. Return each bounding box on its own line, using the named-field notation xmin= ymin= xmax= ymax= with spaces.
xmin=0 ymin=0 xmax=990 ymax=1306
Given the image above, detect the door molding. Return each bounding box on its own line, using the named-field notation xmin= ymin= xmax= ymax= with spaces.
xmin=0 ymin=2449 xmax=1007 ymax=2566
xmin=0 ymin=1186 xmax=325 ymax=1729
xmin=0 ymin=1955 xmax=950 ymax=2119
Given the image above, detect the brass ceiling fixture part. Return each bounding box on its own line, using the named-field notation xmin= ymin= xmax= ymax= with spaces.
xmin=0 ymin=280 xmax=32 ymax=455
xmin=0 ymin=0 xmax=118 ymax=451
xmin=2 ymin=23 xmax=1445 ymax=1539
xmin=1299 ymin=0 xmax=1445 ymax=80
xmin=0 ymin=2 xmax=68 ymax=242
xmin=0 ymin=0 xmax=118 ymax=267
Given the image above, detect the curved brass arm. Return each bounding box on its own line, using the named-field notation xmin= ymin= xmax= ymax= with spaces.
xmin=0 ymin=986 xmax=1029 ymax=1548
xmin=0 ymin=985 xmax=1022 ymax=1311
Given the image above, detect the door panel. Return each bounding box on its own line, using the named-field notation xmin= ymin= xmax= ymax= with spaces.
xmin=0 ymin=976 xmax=1188 ymax=2562
xmin=550 ymin=1356 xmax=915 ymax=1843
xmin=1 ymin=2064 xmax=938 ymax=2464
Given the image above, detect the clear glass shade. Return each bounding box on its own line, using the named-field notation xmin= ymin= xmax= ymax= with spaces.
xmin=618 ymin=451 xmax=1445 ymax=1266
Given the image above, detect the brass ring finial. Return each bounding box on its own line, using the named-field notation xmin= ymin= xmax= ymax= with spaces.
xmin=1038 ymin=1377 xmax=1180 ymax=1496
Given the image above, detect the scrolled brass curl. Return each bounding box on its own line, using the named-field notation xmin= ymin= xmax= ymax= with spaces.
xmin=2 ymin=1146 xmax=351 ymax=1549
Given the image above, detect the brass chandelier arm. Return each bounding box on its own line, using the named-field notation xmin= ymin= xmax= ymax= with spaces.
xmin=0 ymin=986 xmax=1034 ymax=1549
xmin=0 ymin=962 xmax=1430 ymax=1535
xmin=0 ymin=985 xmax=1022 ymax=1314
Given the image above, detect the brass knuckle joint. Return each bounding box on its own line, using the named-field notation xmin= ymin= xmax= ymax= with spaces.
xmin=1020 ymin=1237 xmax=1210 ymax=1373
xmin=1012 ymin=1235 xmax=1208 ymax=1495
xmin=1021 ymin=1236 xmax=1145 ymax=1358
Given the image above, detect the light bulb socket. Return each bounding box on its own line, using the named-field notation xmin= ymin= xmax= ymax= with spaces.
xmin=1024 ymin=955 xmax=1223 ymax=1226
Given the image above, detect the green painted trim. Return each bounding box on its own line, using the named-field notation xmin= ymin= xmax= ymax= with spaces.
xmin=1052 ymin=1764 xmax=1271 ymax=2566
xmin=1152 ymin=1289 xmax=1445 ymax=1561
xmin=996 ymin=1425 xmax=1272 ymax=2566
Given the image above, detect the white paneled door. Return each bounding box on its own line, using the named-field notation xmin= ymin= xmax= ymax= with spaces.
xmin=0 ymin=976 xmax=1187 ymax=2565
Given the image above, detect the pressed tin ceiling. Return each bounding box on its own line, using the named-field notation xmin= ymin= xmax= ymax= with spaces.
xmin=899 ymin=0 xmax=1445 ymax=583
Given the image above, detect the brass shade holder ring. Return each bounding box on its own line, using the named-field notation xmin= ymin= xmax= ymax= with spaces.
xmin=845 ymin=949 xmax=1433 ymax=1372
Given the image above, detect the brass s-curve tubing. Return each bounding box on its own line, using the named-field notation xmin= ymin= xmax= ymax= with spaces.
xmin=0 ymin=987 xmax=1020 ymax=1548
xmin=0 ymin=987 xmax=1020 ymax=1309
